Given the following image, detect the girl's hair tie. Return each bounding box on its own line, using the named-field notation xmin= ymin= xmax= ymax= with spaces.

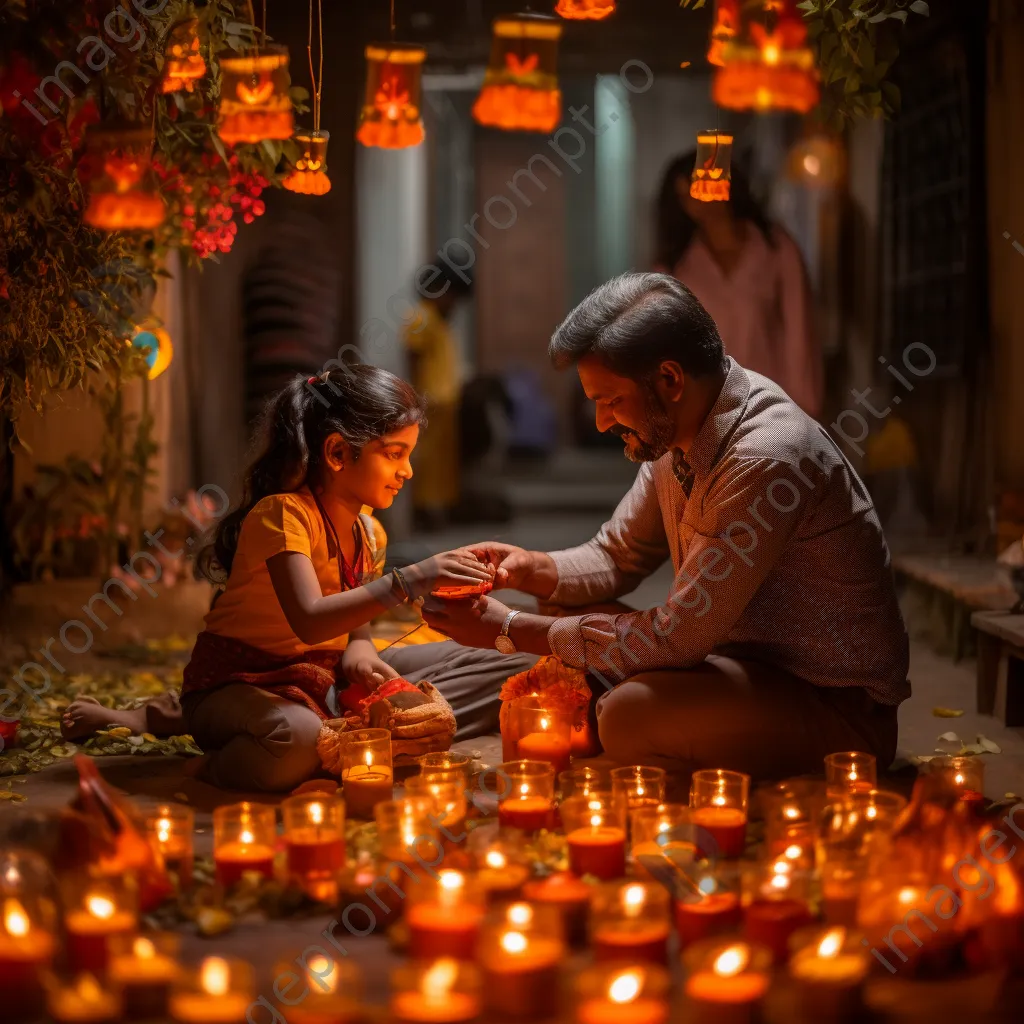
xmin=308 ymin=376 xmax=318 ymax=384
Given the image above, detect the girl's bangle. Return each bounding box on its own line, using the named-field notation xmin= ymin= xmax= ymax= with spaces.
xmin=392 ymin=567 xmax=411 ymax=603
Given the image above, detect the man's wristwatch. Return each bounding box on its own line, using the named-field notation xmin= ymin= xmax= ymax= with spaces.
xmin=495 ymin=609 xmax=521 ymax=655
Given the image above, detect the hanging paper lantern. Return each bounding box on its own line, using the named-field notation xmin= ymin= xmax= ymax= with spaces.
xmin=707 ymin=0 xmax=740 ymax=67
xmin=356 ymin=43 xmax=427 ymax=150
xmin=713 ymin=0 xmax=819 ymax=114
xmin=555 ymin=0 xmax=615 ymax=20
xmin=690 ymin=132 xmax=733 ymax=203
xmin=787 ymin=132 xmax=845 ymax=188
xmin=161 ymin=16 xmax=206 ymax=94
xmin=283 ymin=130 xmax=331 ymax=195
xmin=473 ymin=14 xmax=563 ymax=133
xmin=82 ymin=126 xmax=164 ymax=231
xmin=217 ymin=46 xmax=294 ymax=146
xmin=131 ymin=325 xmax=173 ymax=380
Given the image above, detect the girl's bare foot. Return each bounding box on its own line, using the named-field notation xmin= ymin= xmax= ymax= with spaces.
xmin=60 ymin=698 xmax=148 ymax=741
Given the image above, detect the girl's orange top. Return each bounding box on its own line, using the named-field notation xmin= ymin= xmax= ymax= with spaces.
xmin=204 ymin=488 xmax=387 ymax=658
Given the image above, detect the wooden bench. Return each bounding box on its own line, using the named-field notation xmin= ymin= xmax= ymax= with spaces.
xmin=973 ymin=611 xmax=1024 ymax=725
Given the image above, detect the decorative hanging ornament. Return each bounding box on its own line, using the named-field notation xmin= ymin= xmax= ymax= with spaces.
xmin=130 ymin=325 xmax=173 ymax=380
xmin=690 ymin=132 xmax=733 ymax=203
xmin=284 ymin=130 xmax=331 ymax=194
xmin=356 ymin=43 xmax=427 ymax=149
xmin=217 ymin=45 xmax=294 ymax=145
xmin=161 ymin=16 xmax=206 ymax=94
xmin=473 ymin=13 xmax=563 ymax=133
xmin=82 ymin=125 xmax=165 ymax=231
xmin=555 ymin=0 xmax=616 ymax=20
xmin=713 ymin=0 xmax=819 ymax=114
xmin=707 ymin=0 xmax=740 ymax=67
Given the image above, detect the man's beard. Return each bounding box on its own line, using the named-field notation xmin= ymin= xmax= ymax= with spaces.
xmin=611 ymin=393 xmax=675 ymax=463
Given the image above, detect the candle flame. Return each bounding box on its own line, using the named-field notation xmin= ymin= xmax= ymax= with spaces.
xmin=540 ymin=717 xmax=549 ymax=730
xmin=309 ymin=802 xmax=324 ymax=825
xmin=501 ymin=930 xmax=528 ymax=954
xmin=519 ymin=783 xmax=530 ymax=796
xmin=658 ymin=822 xmax=670 ymax=833
xmin=439 ymin=870 xmax=464 ymax=892
xmin=783 ymin=805 xmax=800 ymax=820
xmin=848 ymin=768 xmax=858 ymax=782
xmin=507 ymin=903 xmax=533 ymax=927
xmin=156 ymin=818 xmax=172 ymax=842
xmin=364 ymin=750 xmax=373 ymax=767
xmin=587 ymin=799 xmax=602 ymax=811
xmin=306 ymin=953 xmax=337 ymax=993
xmin=422 ymin=959 xmax=458 ymax=1001
xmin=818 ymin=928 xmax=845 ymax=959
xmin=485 ymin=850 xmax=506 ymax=869
xmin=86 ymin=895 xmax=116 ymax=920
xmin=623 ymin=884 xmax=647 ymax=915
xmin=763 ymin=42 xmax=780 ymax=65
xmin=636 ymin=784 xmax=645 ymax=797
xmin=201 ymin=957 xmax=230 ymax=997
xmin=784 ymin=844 xmax=803 ymax=860
xmin=77 ymin=974 xmax=104 ymax=1002
xmin=866 ymin=805 xmax=878 ymax=820
xmin=239 ymin=829 xmax=254 ymax=845
xmin=954 ymin=772 xmax=965 ymax=786
xmin=4 ymin=898 xmax=29 ymax=937
xmin=590 ymin=813 xmax=602 ymax=828
xmin=133 ymin=937 xmax=156 ymax=960
xmin=712 ymin=794 xmax=726 ymax=806
xmin=898 ymin=887 xmax=918 ymax=905
xmin=608 ymin=969 xmax=643 ymax=1004
xmin=713 ymin=945 xmax=749 ymax=977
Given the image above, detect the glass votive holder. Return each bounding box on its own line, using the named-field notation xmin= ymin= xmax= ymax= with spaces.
xmin=820 ymin=789 xmax=907 ymax=870
xmin=62 ymin=876 xmax=138 ymax=976
xmin=417 ymin=751 xmax=473 ymax=785
xmin=683 ymin=940 xmax=771 ymax=1024
xmin=282 ymin=793 xmax=346 ymax=898
xmin=272 ymin=950 xmax=365 ymax=1024
xmin=559 ymin=765 xmax=612 ymax=798
xmin=169 ymin=957 xmax=254 ymax=1024
xmin=819 ymin=854 xmax=864 ymax=928
xmin=375 ymin=797 xmax=443 ymax=873
xmin=405 ymin=775 xmax=468 ymax=844
xmin=560 ymin=792 xmax=628 ymax=880
xmin=690 ymin=769 xmax=750 ymax=859
xmin=509 ymin=698 xmax=573 ymax=776
xmin=742 ymin=858 xmax=814 ymax=964
xmin=521 ymin=872 xmax=594 ymax=947
xmin=212 ymin=802 xmax=277 ymax=888
xmin=824 ymin=751 xmax=877 ymax=799
xmin=761 ymin=779 xmax=826 ymax=860
xmin=494 ymin=760 xmax=556 ymax=833
xmin=468 ymin=829 xmax=530 ymax=904
xmin=479 ymin=902 xmax=565 ymax=1019
xmin=788 ymin=925 xmax=869 ymax=1023
xmin=144 ymin=804 xmax=195 ymax=886
xmin=575 ymin=962 xmax=672 ymax=1024
xmin=674 ymin=869 xmax=744 ymax=951
xmin=341 ymin=728 xmax=394 ymax=820
xmin=611 ymin=766 xmax=667 ymax=816
xmin=390 ymin=958 xmax=482 ymax=1024
xmin=406 ymin=870 xmax=486 ymax=961
xmin=0 ymin=856 xmax=58 ymax=1022
xmin=630 ymin=803 xmax=695 ymax=878
xmin=46 ymin=972 xmax=122 ymax=1024
xmin=108 ymin=933 xmax=181 ymax=1020
xmin=927 ymin=754 xmax=986 ymax=812
xmin=590 ymin=880 xmax=672 ymax=965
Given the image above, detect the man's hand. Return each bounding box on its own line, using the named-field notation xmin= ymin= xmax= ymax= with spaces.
xmin=460 ymin=542 xmax=558 ymax=599
xmin=421 ymin=595 xmax=510 ymax=649
xmin=342 ymin=640 xmax=401 ymax=688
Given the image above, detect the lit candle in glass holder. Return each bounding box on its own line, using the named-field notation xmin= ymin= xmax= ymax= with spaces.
xmin=469 ymin=830 xmax=530 ymax=904
xmin=560 ymin=766 xmax=612 ymax=799
xmin=47 ymin=973 xmax=121 ymax=1024
xmin=561 ymin=792 xmax=628 ymax=880
xmin=390 ymin=958 xmax=482 ymax=1024
xmin=819 ymin=857 xmax=862 ymax=928
xmin=212 ymin=802 xmax=276 ymax=888
xmin=630 ymin=803 xmax=695 ymax=879
xmin=591 ymin=881 xmax=672 ymax=965
xmin=479 ymin=902 xmax=565 ymax=1019
xmin=342 ymin=728 xmax=394 ymax=819
xmin=109 ymin=933 xmax=180 ymax=1020
xmin=145 ymin=804 xmax=194 ymax=886
xmin=674 ymin=872 xmax=743 ymax=951
xmin=762 ymin=779 xmax=825 ymax=861
xmin=283 ymin=794 xmax=345 ymax=898
xmin=611 ymin=766 xmax=666 ymax=819
xmin=273 ymin=952 xmax=365 ymax=1024
xmin=575 ymin=963 xmax=671 ymax=1024
xmin=376 ymin=797 xmax=442 ymax=869
xmin=522 ymin=872 xmax=594 ymax=947
xmin=63 ymin=879 xmax=137 ymax=976
xmin=511 ymin=698 xmax=573 ymax=776
xmin=169 ymin=957 xmax=254 ymax=1024
xmin=0 ymin=889 xmax=56 ymax=1020
xmin=789 ymin=926 xmax=868 ymax=1023
xmin=824 ymin=751 xmax=877 ymax=799
xmin=683 ymin=941 xmax=770 ymax=1024
xmin=405 ymin=775 xmax=468 ymax=845
xmin=690 ymin=769 xmax=749 ymax=858
xmin=417 ymin=751 xmax=473 ymax=785
xmin=407 ymin=870 xmax=485 ymax=960
xmin=742 ymin=858 xmax=814 ymax=964
xmin=496 ymin=760 xmax=556 ymax=833
xmin=930 ymin=754 xmax=986 ymax=813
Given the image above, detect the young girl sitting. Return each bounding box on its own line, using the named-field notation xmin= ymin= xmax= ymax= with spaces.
xmin=61 ymin=365 xmax=532 ymax=792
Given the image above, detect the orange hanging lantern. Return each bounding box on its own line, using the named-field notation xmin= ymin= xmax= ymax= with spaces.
xmin=356 ymin=43 xmax=427 ymax=149
xmin=690 ymin=132 xmax=733 ymax=203
xmin=161 ymin=16 xmax=206 ymax=94
xmin=473 ymin=13 xmax=563 ymax=134
xmin=82 ymin=126 xmax=164 ymax=231
xmin=713 ymin=0 xmax=819 ymax=114
xmin=217 ymin=45 xmax=294 ymax=145
xmin=707 ymin=0 xmax=740 ymax=67
xmin=555 ymin=0 xmax=615 ymax=20
xmin=283 ymin=130 xmax=331 ymax=195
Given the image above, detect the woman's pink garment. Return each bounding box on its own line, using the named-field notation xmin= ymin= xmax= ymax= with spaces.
xmin=673 ymin=224 xmax=823 ymax=418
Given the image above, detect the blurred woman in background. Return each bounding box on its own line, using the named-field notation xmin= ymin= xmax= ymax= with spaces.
xmin=654 ymin=153 xmax=823 ymax=418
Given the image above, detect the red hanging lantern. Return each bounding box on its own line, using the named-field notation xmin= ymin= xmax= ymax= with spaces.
xmin=473 ymin=14 xmax=563 ymax=133
xmin=690 ymin=132 xmax=733 ymax=203
xmin=82 ymin=126 xmax=164 ymax=231
xmin=707 ymin=0 xmax=740 ymax=67
xmin=217 ymin=45 xmax=294 ymax=146
xmin=161 ymin=16 xmax=206 ymax=94
xmin=356 ymin=43 xmax=427 ymax=149
xmin=555 ymin=0 xmax=616 ymax=19
xmin=713 ymin=0 xmax=819 ymax=114
xmin=283 ymin=130 xmax=331 ymax=194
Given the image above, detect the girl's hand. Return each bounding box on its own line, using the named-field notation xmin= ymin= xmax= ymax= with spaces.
xmin=401 ymin=550 xmax=495 ymax=601
xmin=344 ymin=652 xmax=401 ymax=689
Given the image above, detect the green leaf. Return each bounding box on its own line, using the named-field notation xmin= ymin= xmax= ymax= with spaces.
xmin=933 ymin=707 xmax=965 ymax=718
